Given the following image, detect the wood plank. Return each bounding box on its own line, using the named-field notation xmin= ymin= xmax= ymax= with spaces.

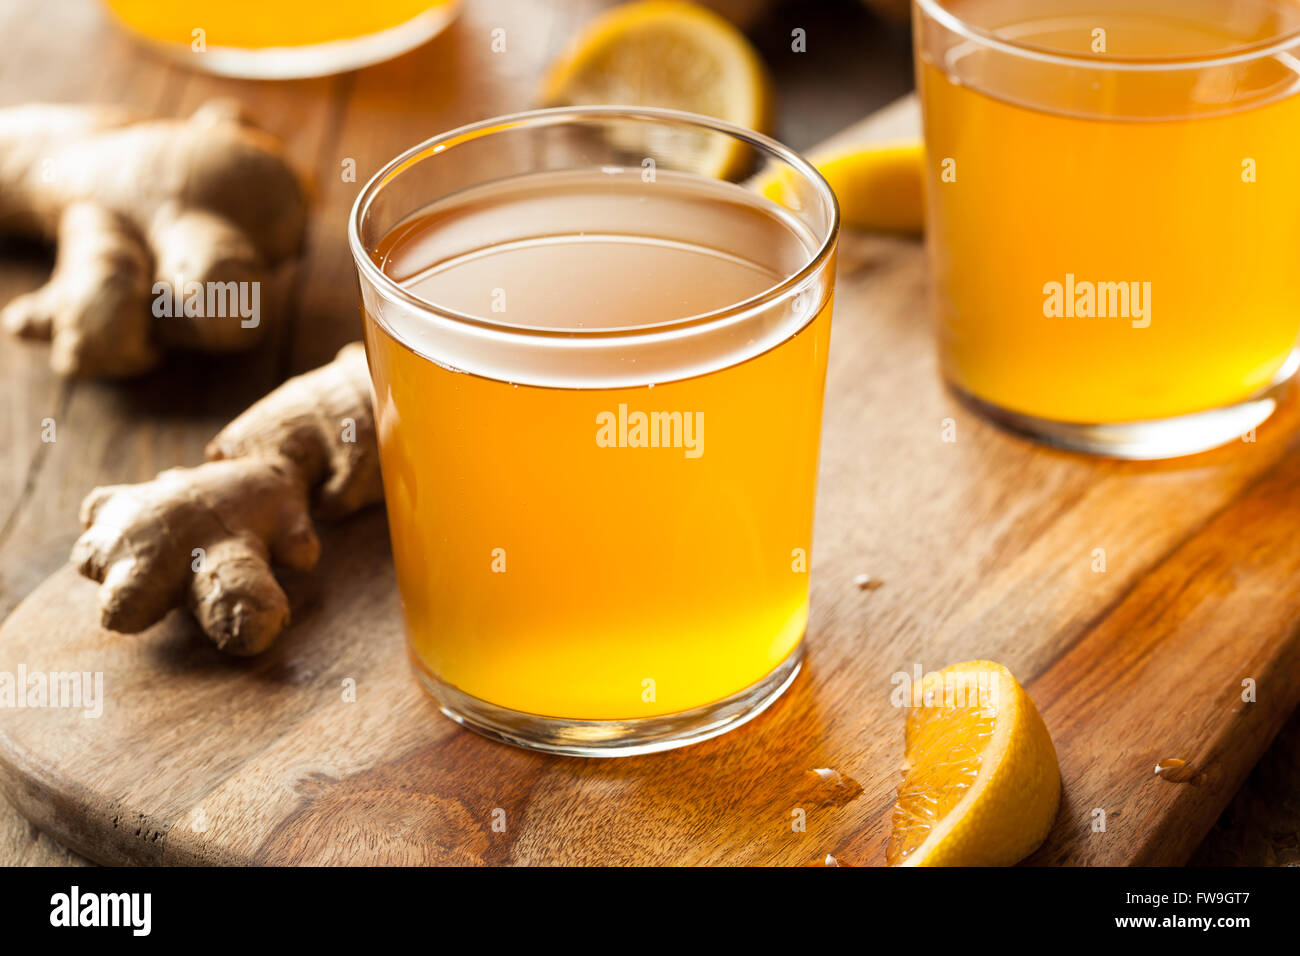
xmin=3 ymin=89 xmax=1299 ymax=864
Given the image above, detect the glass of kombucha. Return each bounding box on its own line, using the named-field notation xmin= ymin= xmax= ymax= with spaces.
xmin=102 ymin=1 xmax=458 ymax=78
xmin=915 ymin=0 xmax=1300 ymax=457
xmin=348 ymin=107 xmax=839 ymax=755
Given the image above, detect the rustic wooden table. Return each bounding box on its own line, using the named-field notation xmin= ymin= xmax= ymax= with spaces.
xmin=0 ymin=0 xmax=1293 ymax=866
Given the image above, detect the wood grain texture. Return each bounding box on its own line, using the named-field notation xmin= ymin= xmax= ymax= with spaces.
xmin=4 ymin=88 xmax=1300 ymax=863
xmin=1 ymin=0 xmax=1297 ymax=866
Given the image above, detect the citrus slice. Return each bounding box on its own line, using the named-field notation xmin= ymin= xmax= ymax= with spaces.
xmin=754 ymin=140 xmax=924 ymax=233
xmin=540 ymin=1 xmax=773 ymax=176
xmin=887 ymin=660 xmax=1060 ymax=866
xmin=814 ymin=141 xmax=924 ymax=234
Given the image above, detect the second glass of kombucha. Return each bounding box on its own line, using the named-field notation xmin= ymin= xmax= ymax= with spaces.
xmin=349 ymin=107 xmax=839 ymax=755
xmin=915 ymin=0 xmax=1300 ymax=457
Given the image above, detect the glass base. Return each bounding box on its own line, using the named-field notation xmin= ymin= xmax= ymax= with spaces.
xmin=949 ymin=348 xmax=1299 ymax=460
xmin=409 ymin=641 xmax=804 ymax=757
xmin=124 ymin=6 xmax=458 ymax=79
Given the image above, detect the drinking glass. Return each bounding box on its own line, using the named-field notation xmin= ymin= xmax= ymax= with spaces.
xmin=349 ymin=107 xmax=839 ymax=755
xmin=915 ymin=0 xmax=1300 ymax=457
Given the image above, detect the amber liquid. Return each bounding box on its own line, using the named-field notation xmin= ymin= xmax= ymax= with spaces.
xmin=104 ymin=0 xmax=451 ymax=49
xmin=920 ymin=0 xmax=1300 ymax=423
xmin=364 ymin=171 xmax=832 ymax=719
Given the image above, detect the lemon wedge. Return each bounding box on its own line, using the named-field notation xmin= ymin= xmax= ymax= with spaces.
xmin=540 ymin=1 xmax=773 ymax=176
xmin=814 ymin=141 xmax=924 ymax=234
xmin=887 ymin=660 xmax=1061 ymax=866
xmin=755 ymin=140 xmax=924 ymax=233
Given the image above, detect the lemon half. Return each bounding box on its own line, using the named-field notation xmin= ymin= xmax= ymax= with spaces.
xmin=541 ymin=1 xmax=773 ymax=176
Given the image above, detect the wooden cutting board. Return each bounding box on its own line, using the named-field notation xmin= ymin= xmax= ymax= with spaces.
xmin=3 ymin=95 xmax=1300 ymax=867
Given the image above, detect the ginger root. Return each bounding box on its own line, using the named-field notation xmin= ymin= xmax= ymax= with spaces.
xmin=73 ymin=344 xmax=382 ymax=655
xmin=0 ymin=100 xmax=307 ymax=378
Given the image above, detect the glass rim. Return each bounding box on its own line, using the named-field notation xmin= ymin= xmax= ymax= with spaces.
xmin=347 ymin=104 xmax=840 ymax=344
xmin=914 ymin=0 xmax=1300 ymax=71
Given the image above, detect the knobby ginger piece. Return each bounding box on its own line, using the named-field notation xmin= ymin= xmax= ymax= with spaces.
xmin=0 ymin=99 xmax=307 ymax=377
xmin=73 ymin=344 xmax=383 ymax=654
xmin=74 ymin=457 xmax=317 ymax=656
